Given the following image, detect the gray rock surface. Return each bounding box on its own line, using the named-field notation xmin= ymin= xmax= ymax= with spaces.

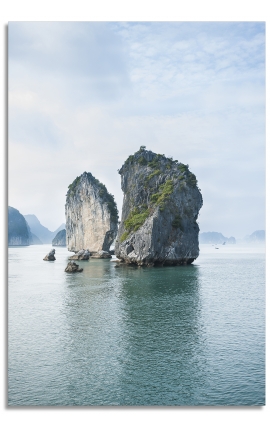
xmin=65 ymin=262 xmax=83 ymax=273
xmin=91 ymin=250 xmax=112 ymax=259
xmin=115 ymin=147 xmax=203 ymax=266
xmin=69 ymin=249 xmax=91 ymax=260
xmin=43 ymin=249 xmax=56 ymax=261
xmin=65 ymin=172 xmax=118 ymax=253
xmin=52 ymin=229 xmax=66 ymax=246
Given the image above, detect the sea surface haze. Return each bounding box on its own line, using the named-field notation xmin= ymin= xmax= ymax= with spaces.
xmin=8 ymin=244 xmax=265 ymax=406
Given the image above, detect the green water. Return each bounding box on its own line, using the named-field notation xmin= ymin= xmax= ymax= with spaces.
xmin=8 ymin=244 xmax=265 ymax=405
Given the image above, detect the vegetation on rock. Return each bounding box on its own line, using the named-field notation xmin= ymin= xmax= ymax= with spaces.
xmin=117 ymin=147 xmax=201 ymax=247
xmin=116 ymin=147 xmax=203 ymax=265
xmin=67 ymin=172 xmax=118 ymax=223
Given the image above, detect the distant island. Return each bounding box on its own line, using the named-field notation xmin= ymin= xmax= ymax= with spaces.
xmin=199 ymin=230 xmax=265 ymax=245
xmin=24 ymin=214 xmax=65 ymax=244
xmin=8 ymin=206 xmax=30 ymax=246
xmin=199 ymin=232 xmax=236 ymax=244
xmin=52 ymin=229 xmax=66 ymax=246
xmin=243 ymin=230 xmax=265 ymax=243
xmin=8 ymin=206 xmax=65 ymax=246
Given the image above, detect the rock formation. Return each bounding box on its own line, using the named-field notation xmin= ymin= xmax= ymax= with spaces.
xmin=115 ymin=147 xmax=203 ymax=266
xmin=69 ymin=249 xmax=91 ymax=260
xmin=43 ymin=249 xmax=56 ymax=261
xmin=65 ymin=172 xmax=118 ymax=253
xmin=91 ymin=250 xmax=112 ymax=259
xmin=65 ymin=262 xmax=83 ymax=273
xmin=8 ymin=206 xmax=30 ymax=246
xmin=52 ymin=229 xmax=66 ymax=246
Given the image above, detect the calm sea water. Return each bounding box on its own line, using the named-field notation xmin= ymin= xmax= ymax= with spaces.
xmin=8 ymin=244 xmax=265 ymax=406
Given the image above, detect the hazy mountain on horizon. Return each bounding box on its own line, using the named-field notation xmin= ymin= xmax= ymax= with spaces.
xmin=199 ymin=232 xmax=236 ymax=244
xmin=243 ymin=230 xmax=265 ymax=243
xmin=8 ymin=206 xmax=30 ymax=246
xmin=24 ymin=214 xmax=65 ymax=244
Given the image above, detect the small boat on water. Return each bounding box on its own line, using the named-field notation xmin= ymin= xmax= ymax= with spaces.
xmin=215 ymin=247 xmax=219 ymax=249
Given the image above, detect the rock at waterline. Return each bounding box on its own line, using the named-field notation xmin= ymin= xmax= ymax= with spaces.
xmin=115 ymin=147 xmax=203 ymax=266
xmin=43 ymin=249 xmax=56 ymax=261
xmin=65 ymin=262 xmax=83 ymax=273
xmin=65 ymin=172 xmax=118 ymax=253
xmin=91 ymin=250 xmax=112 ymax=259
xmin=69 ymin=249 xmax=91 ymax=260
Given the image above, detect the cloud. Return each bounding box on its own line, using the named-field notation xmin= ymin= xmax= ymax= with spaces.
xmin=8 ymin=22 xmax=265 ymax=236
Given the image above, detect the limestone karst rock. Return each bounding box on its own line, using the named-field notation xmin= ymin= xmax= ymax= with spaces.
xmin=90 ymin=250 xmax=112 ymax=259
xmin=8 ymin=206 xmax=31 ymax=246
xmin=115 ymin=147 xmax=203 ymax=266
xmin=43 ymin=249 xmax=56 ymax=261
xmin=65 ymin=172 xmax=118 ymax=253
xmin=68 ymin=249 xmax=91 ymax=260
xmin=65 ymin=262 xmax=83 ymax=273
xmin=52 ymin=229 xmax=66 ymax=246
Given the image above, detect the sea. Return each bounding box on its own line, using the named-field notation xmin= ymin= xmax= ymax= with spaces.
xmin=8 ymin=244 xmax=265 ymax=406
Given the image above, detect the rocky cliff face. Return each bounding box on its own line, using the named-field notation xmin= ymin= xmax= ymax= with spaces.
xmin=8 ymin=206 xmax=30 ymax=246
xmin=52 ymin=229 xmax=66 ymax=246
xmin=65 ymin=172 xmax=118 ymax=253
xmin=115 ymin=147 xmax=203 ymax=266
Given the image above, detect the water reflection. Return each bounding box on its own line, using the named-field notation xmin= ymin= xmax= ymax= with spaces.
xmin=8 ymin=246 xmax=265 ymax=405
xmin=63 ymin=261 xmax=208 ymax=405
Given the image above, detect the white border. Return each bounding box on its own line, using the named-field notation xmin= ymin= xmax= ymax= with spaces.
xmin=1 ymin=1 xmax=269 ymax=429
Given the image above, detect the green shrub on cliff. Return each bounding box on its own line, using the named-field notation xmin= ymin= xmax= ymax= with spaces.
xmin=150 ymin=179 xmax=174 ymax=210
xmin=67 ymin=173 xmax=118 ymax=223
xmin=187 ymin=172 xmax=197 ymax=187
xmin=120 ymin=207 xmax=150 ymax=242
xmin=145 ymin=169 xmax=162 ymax=184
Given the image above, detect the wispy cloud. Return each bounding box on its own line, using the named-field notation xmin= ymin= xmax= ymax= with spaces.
xmin=8 ymin=22 xmax=265 ymax=236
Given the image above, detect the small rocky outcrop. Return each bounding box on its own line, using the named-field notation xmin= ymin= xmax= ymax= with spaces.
xmin=43 ymin=249 xmax=56 ymax=261
xmin=115 ymin=147 xmax=203 ymax=266
xmin=65 ymin=262 xmax=83 ymax=273
xmin=52 ymin=229 xmax=66 ymax=246
xmin=8 ymin=206 xmax=30 ymax=246
xmin=91 ymin=250 xmax=112 ymax=259
xmin=65 ymin=172 xmax=118 ymax=253
xmin=69 ymin=249 xmax=91 ymax=260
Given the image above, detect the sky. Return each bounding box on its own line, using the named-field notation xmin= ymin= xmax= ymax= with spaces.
xmin=8 ymin=21 xmax=265 ymax=238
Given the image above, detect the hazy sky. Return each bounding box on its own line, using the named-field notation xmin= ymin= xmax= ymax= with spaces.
xmin=8 ymin=21 xmax=265 ymax=237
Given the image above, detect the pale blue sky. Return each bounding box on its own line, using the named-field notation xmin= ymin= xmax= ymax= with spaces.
xmin=8 ymin=22 xmax=265 ymax=237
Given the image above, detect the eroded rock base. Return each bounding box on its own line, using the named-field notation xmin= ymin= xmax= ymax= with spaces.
xmin=115 ymin=258 xmax=195 ymax=267
xmin=69 ymin=249 xmax=91 ymax=260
